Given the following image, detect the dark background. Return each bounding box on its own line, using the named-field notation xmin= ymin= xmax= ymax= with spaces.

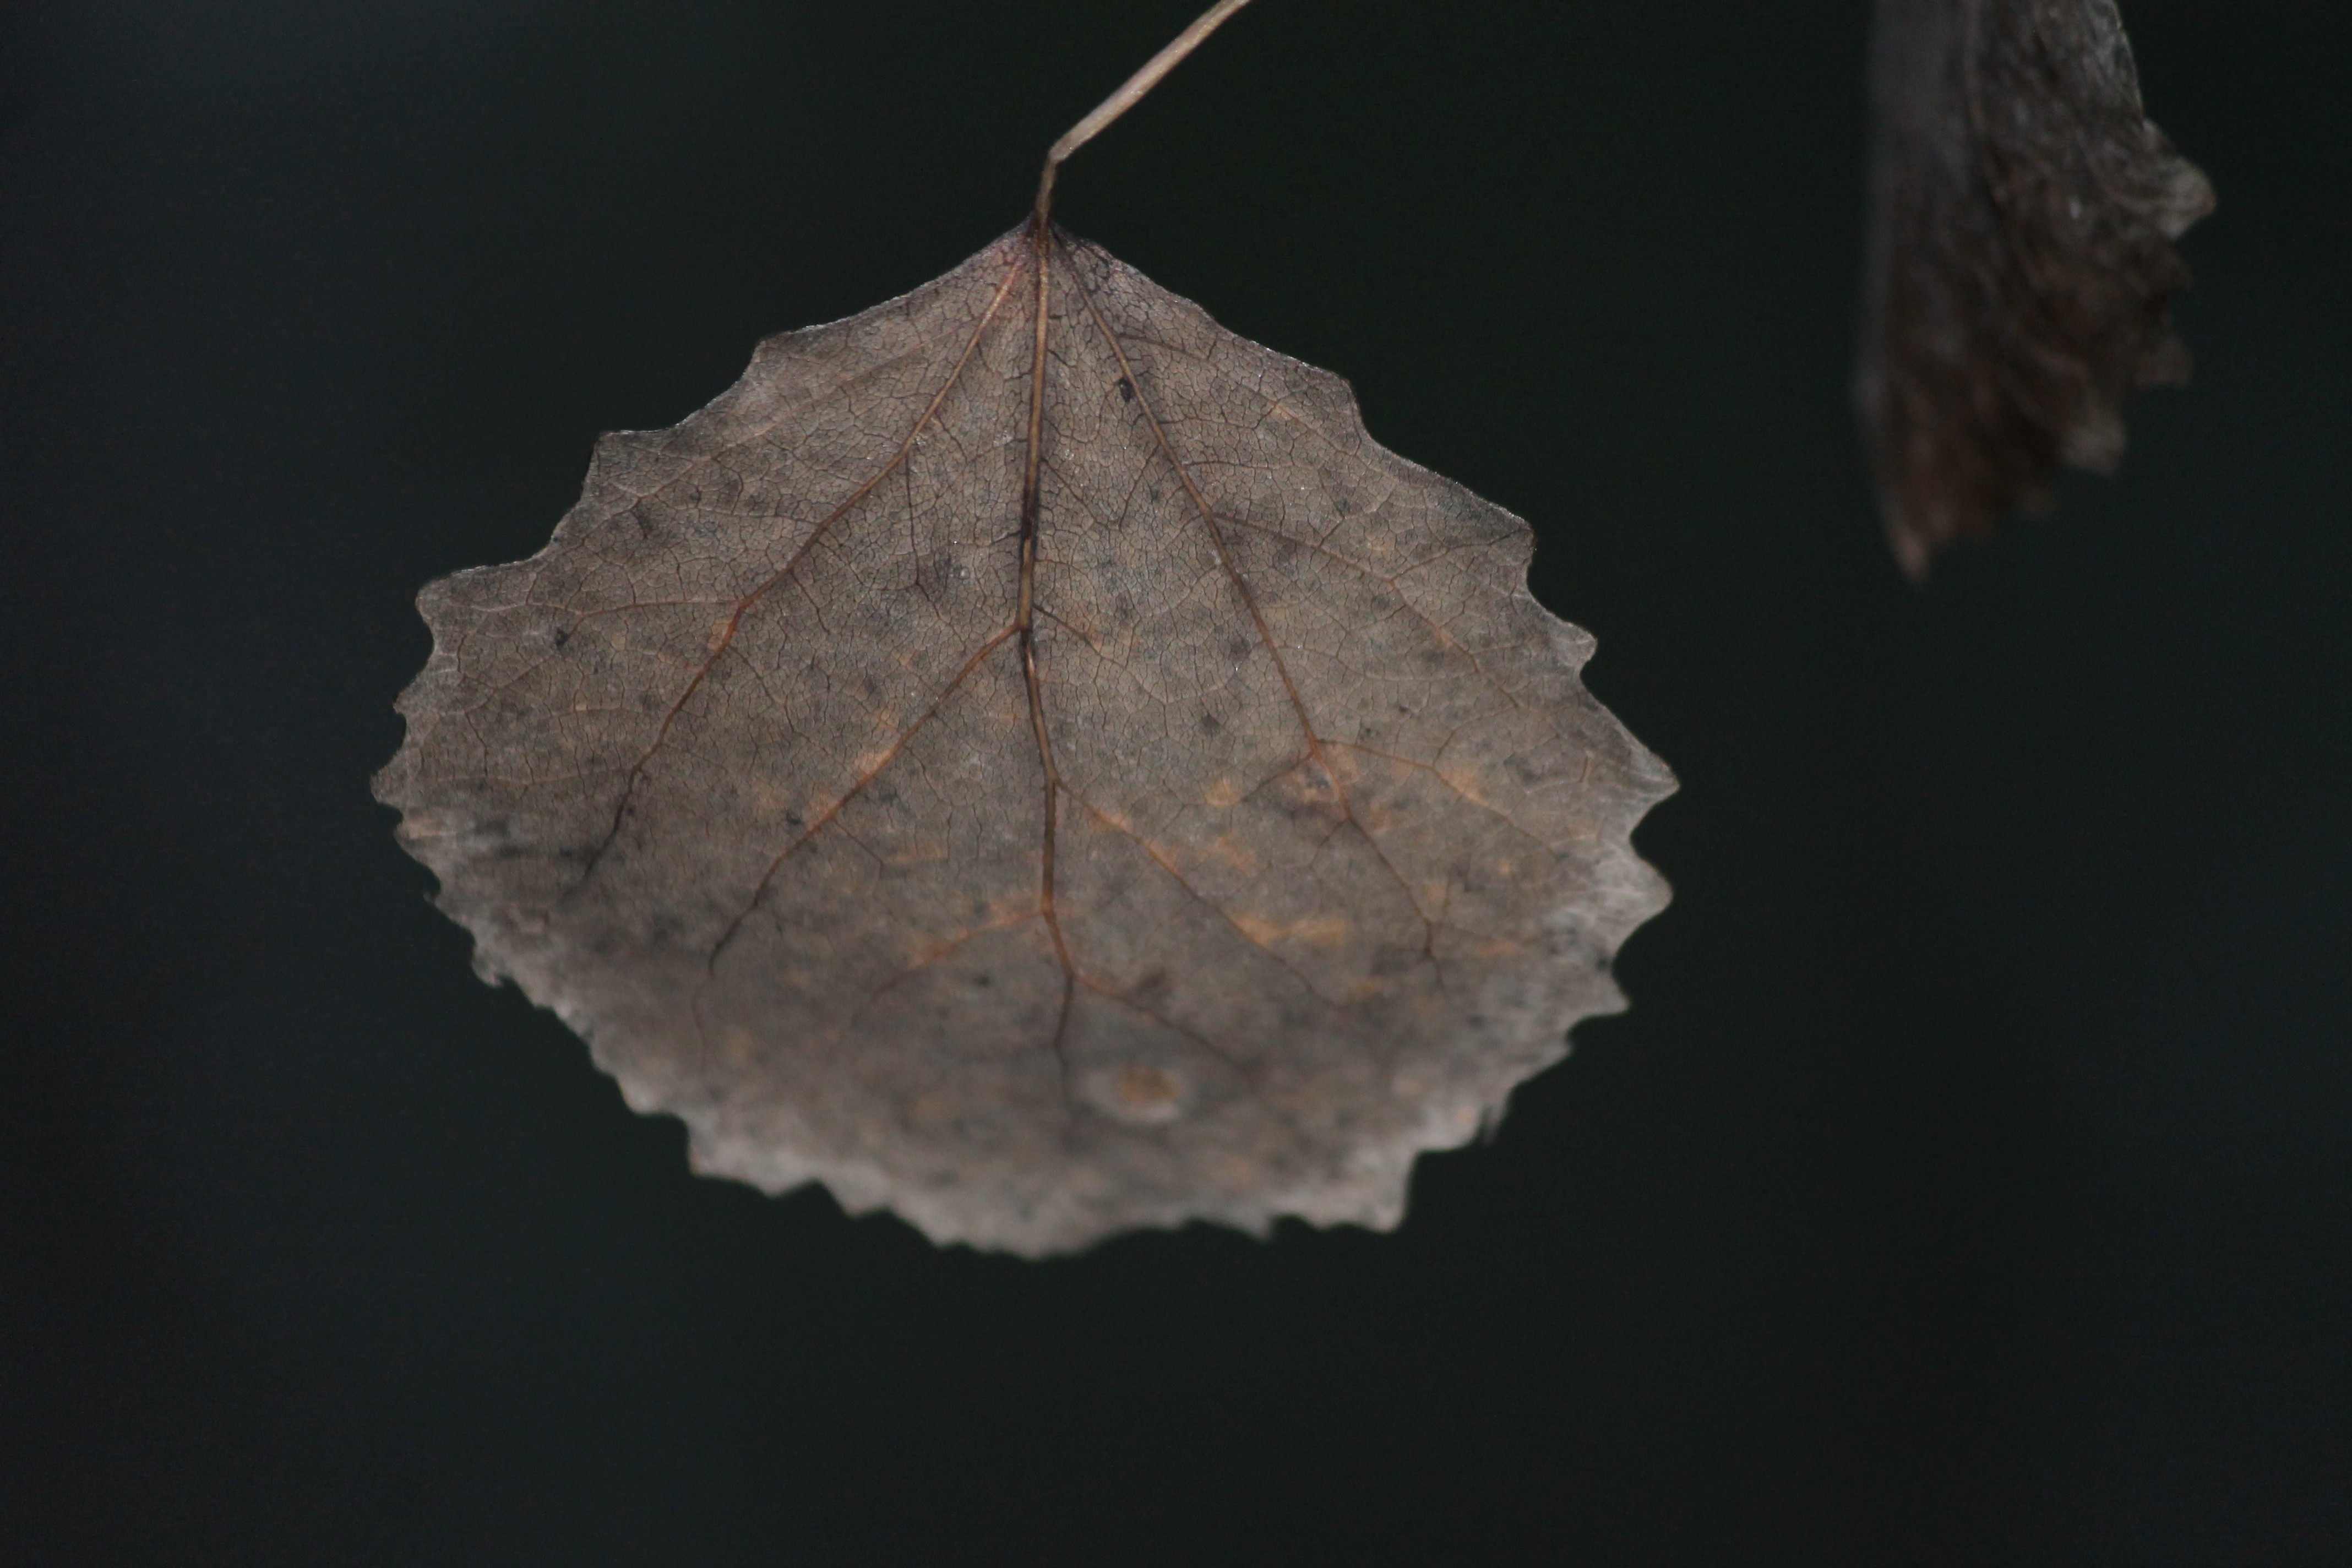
xmin=4 ymin=1 xmax=2345 ymax=1562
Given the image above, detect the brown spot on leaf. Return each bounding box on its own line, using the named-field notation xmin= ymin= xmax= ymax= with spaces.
xmin=1105 ymin=1064 xmax=1184 ymax=1123
xmin=1232 ymin=912 xmax=1353 ymax=951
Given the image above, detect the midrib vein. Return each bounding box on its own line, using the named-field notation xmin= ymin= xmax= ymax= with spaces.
xmin=1018 ymin=219 xmax=1077 ymax=1070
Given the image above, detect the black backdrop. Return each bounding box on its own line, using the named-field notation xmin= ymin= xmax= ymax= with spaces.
xmin=6 ymin=2 xmax=2347 ymax=1562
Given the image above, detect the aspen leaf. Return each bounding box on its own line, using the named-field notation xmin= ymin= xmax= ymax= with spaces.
xmin=1857 ymin=0 xmax=2213 ymax=579
xmin=376 ymin=1 xmax=1672 ymax=1254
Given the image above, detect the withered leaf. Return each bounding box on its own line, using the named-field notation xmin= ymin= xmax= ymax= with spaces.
xmin=1856 ymin=0 xmax=2214 ymax=579
xmin=377 ymin=221 xmax=1672 ymax=1256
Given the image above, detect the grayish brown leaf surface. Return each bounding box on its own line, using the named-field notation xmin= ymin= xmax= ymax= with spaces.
xmin=1858 ymin=0 xmax=2213 ymax=579
xmin=377 ymin=226 xmax=1673 ymax=1255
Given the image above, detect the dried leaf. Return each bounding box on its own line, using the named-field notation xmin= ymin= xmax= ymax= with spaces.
xmin=1856 ymin=0 xmax=2214 ymax=579
xmin=378 ymin=3 xmax=1670 ymax=1254
xmin=377 ymin=224 xmax=1672 ymax=1254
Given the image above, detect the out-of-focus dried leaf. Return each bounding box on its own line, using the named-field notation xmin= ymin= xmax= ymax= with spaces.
xmin=1856 ymin=0 xmax=2214 ymax=579
xmin=375 ymin=225 xmax=1673 ymax=1255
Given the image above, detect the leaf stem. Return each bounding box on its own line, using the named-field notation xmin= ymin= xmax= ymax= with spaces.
xmin=1033 ymin=0 xmax=1256 ymax=227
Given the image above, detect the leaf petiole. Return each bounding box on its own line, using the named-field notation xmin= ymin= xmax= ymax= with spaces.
xmin=1033 ymin=0 xmax=1257 ymax=227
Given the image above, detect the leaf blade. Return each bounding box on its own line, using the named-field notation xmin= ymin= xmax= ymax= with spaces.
xmin=379 ymin=227 xmax=1673 ymax=1255
xmin=1856 ymin=0 xmax=2214 ymax=579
